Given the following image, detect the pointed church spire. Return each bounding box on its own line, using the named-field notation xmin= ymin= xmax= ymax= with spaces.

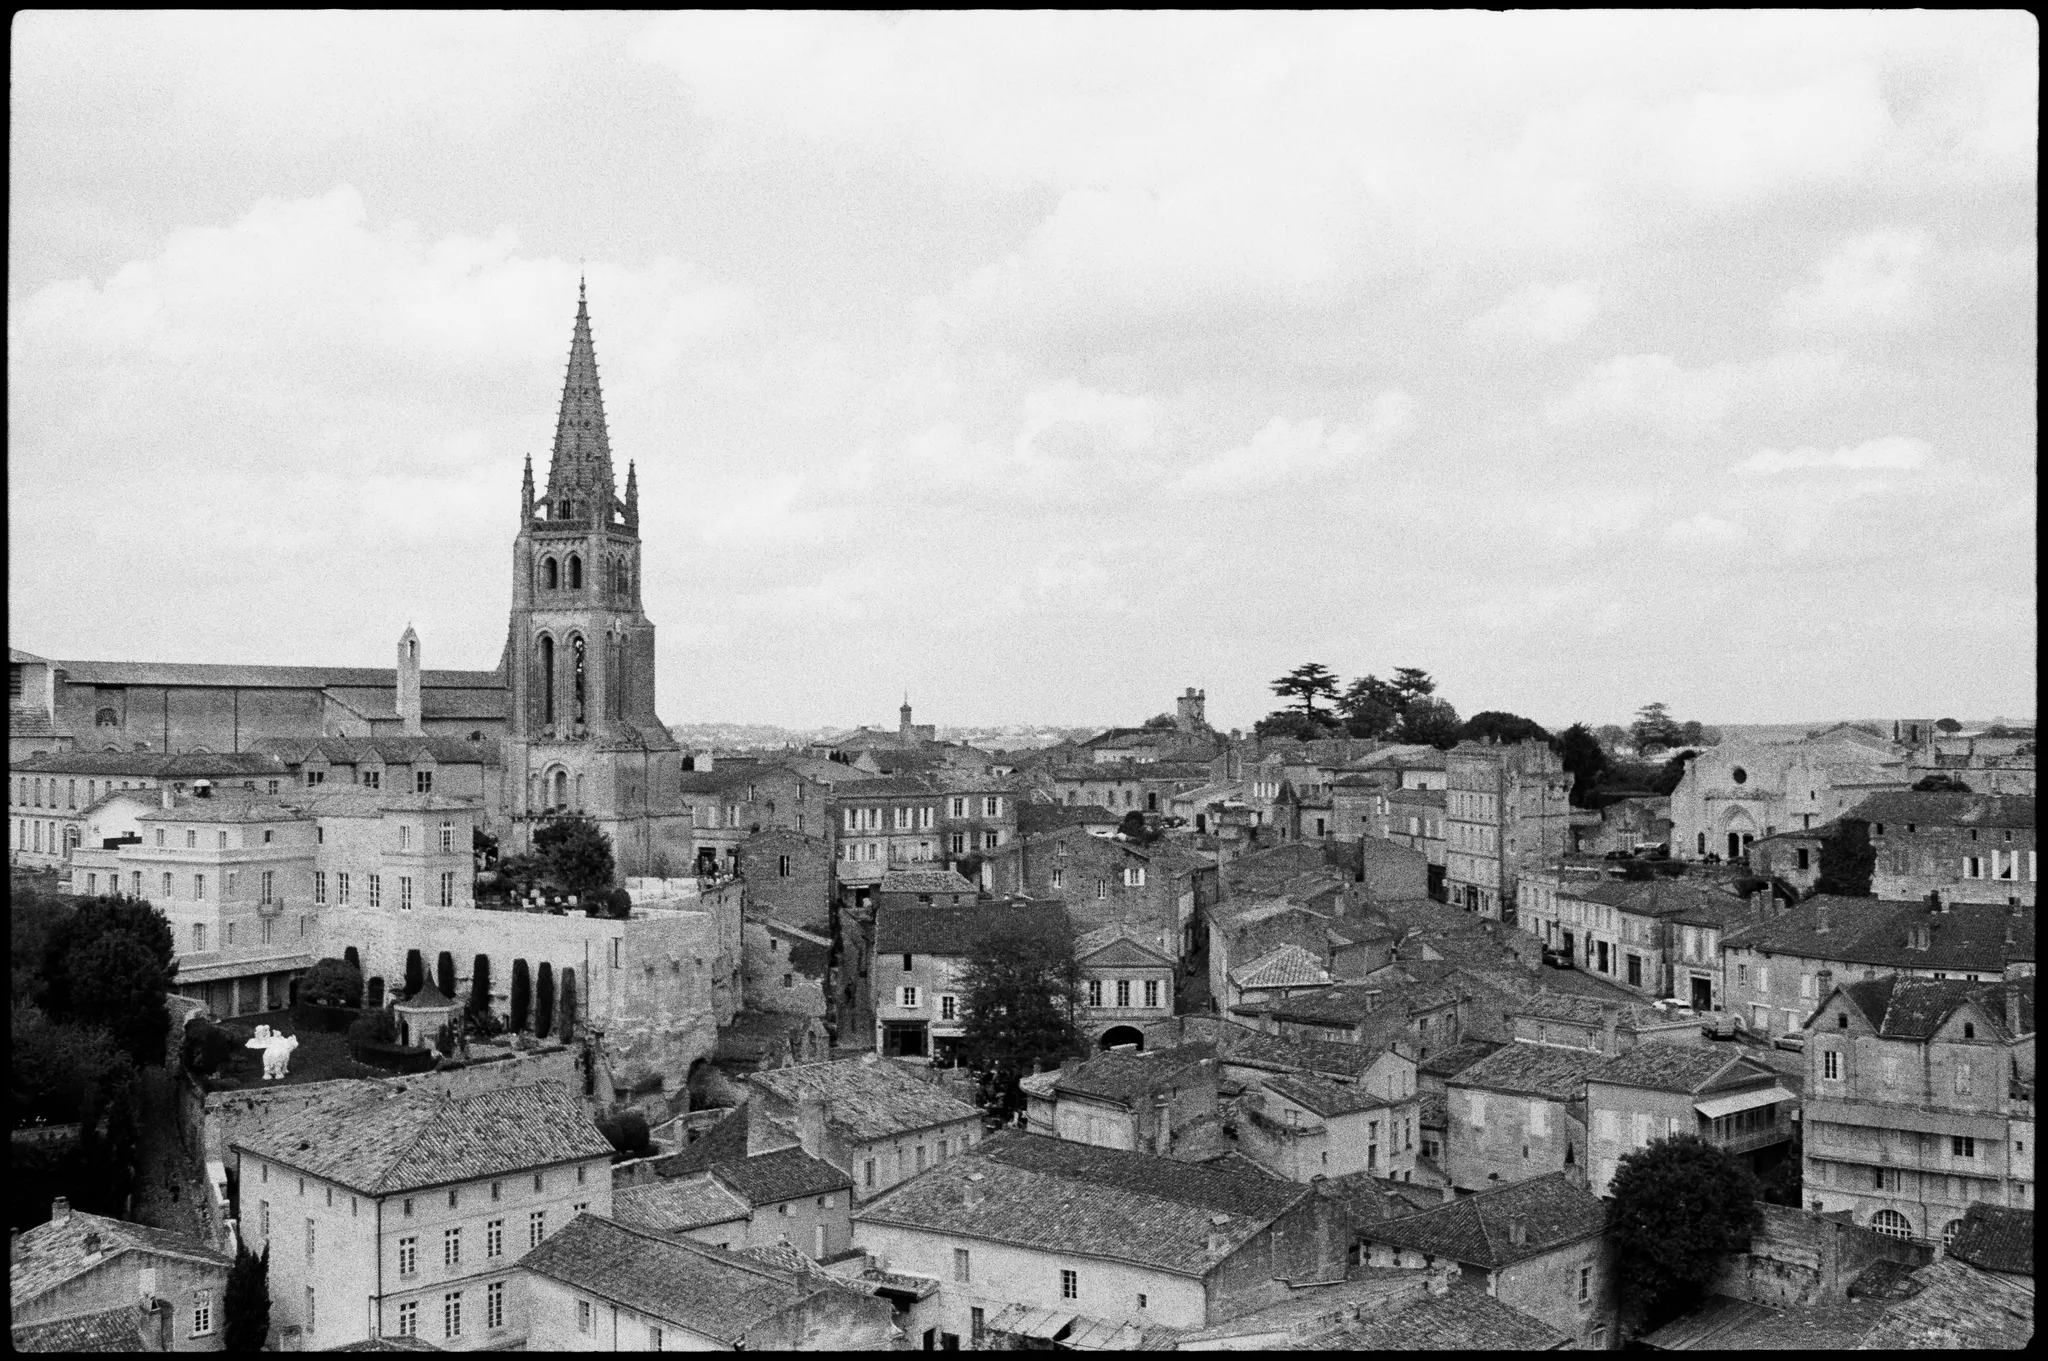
xmin=520 ymin=451 xmax=535 ymax=521
xmin=624 ymin=459 xmax=639 ymax=532
xmin=544 ymin=281 xmax=615 ymax=523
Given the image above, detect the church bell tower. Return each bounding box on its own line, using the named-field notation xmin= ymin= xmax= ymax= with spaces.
xmin=502 ymin=282 xmax=689 ymax=876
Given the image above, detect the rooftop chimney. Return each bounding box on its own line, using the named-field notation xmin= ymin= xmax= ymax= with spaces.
xmin=1508 ymin=1214 xmax=1527 ymax=1247
xmin=1599 ymin=1004 xmax=1621 ymax=1055
xmin=1207 ymin=1212 xmax=1232 ymax=1257
xmin=1927 ymin=890 xmax=1946 ymax=914
xmin=963 ymin=1172 xmax=985 ymax=1208
xmin=1815 ymin=903 xmax=1831 ymax=935
xmin=50 ymin=1197 xmax=69 ymax=1224
xmin=796 ymin=1094 xmax=828 ymax=1160
xmin=396 ymin=626 xmax=424 ymax=736
xmin=160 ymin=786 xmax=175 ymax=810
xmin=1427 ymin=1262 xmax=1456 ymax=1296
xmin=82 ymin=1231 xmax=102 ymax=1258
xmin=2006 ymin=982 xmax=2022 ymax=1040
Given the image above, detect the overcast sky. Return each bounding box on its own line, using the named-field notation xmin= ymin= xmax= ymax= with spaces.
xmin=8 ymin=12 xmax=2037 ymax=732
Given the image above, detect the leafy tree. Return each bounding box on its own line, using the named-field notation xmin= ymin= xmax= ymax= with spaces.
xmin=403 ymin=950 xmax=425 ymax=1001
xmin=1650 ymin=750 xmax=1700 ymax=798
xmin=1337 ymin=675 xmax=1403 ymax=738
xmin=1141 ymin=713 xmax=1177 ymax=730
xmin=12 ymin=1002 xmax=132 ymax=1126
xmin=1270 ymin=662 xmax=1340 ymax=715
xmin=558 ymin=969 xmax=578 ymax=1042
xmin=958 ymin=927 xmax=1082 ymax=1122
xmin=473 ymin=824 xmax=499 ymax=868
xmin=1813 ymin=818 xmax=1875 ymax=897
xmin=534 ymin=814 xmax=617 ymax=898
xmin=535 ymin=963 xmax=555 ymax=1040
xmin=1609 ymin=1134 xmax=1761 ymax=1331
xmin=1253 ymin=710 xmax=1340 ymax=741
xmin=11 ymin=889 xmax=74 ymax=1009
xmin=1935 ymin=718 xmax=1962 ymax=734
xmin=298 ymin=957 xmax=362 ymax=1008
xmin=1631 ymin=702 xmax=1685 ymax=755
xmin=66 ymin=933 xmax=175 ymax=1068
xmin=1595 ymin=723 xmax=1632 ymax=752
xmin=1390 ymin=667 xmax=1436 ymax=708
xmin=604 ymin=887 xmax=633 ymax=920
xmin=510 ymin=960 xmax=532 ymax=1034
xmin=1400 ymin=698 xmax=1462 ymax=748
xmin=1553 ymin=723 xmax=1609 ymax=808
xmin=466 ymin=955 xmax=494 ymax=1030
xmin=597 ymin=1108 xmax=650 ymax=1159
xmin=179 ymin=1014 xmax=239 ymax=1078
xmin=436 ymin=952 xmax=457 ymax=1001
xmin=1117 ymin=811 xmax=1162 ymax=844
xmin=1459 ymin=711 xmax=1551 ymax=746
xmin=224 ymin=1242 xmax=270 ymax=1353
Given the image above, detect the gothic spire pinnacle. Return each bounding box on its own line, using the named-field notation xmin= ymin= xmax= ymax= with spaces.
xmin=624 ymin=459 xmax=639 ymax=531
xmin=544 ymin=282 xmax=614 ymax=522
xmin=520 ymin=451 xmax=535 ymax=519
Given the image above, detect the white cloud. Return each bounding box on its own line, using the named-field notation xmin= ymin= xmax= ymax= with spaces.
xmin=1778 ymin=230 xmax=1931 ymax=330
xmin=1469 ymin=280 xmax=1601 ymax=346
xmin=1177 ymin=392 xmax=1415 ymax=494
xmin=1543 ymin=354 xmax=1734 ymax=442
xmin=1662 ymin=512 xmax=1746 ymax=549
xmin=1731 ymin=437 xmax=1933 ymax=476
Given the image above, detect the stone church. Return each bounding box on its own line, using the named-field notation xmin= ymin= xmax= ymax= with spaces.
xmin=11 ymin=285 xmax=693 ymax=876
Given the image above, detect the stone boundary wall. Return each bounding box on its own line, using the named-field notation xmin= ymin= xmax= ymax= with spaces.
xmin=1708 ymin=1202 xmax=1936 ymax=1308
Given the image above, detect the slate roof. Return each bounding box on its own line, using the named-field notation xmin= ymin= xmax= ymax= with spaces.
xmin=1587 ymin=1045 xmax=1776 ymax=1095
xmin=1313 ymin=1173 xmax=1449 ymax=1232
xmin=8 ymin=709 xmax=70 ymax=740
xmin=1229 ymin=943 xmax=1331 ymax=990
xmin=230 ymin=1080 xmax=610 ymax=1196
xmin=878 ymin=868 xmax=979 ymax=896
xmin=1569 ymin=878 xmax=1750 ymax=919
xmin=11 ymin=1209 xmax=231 ymax=1311
xmin=748 ymin=1058 xmax=982 ymax=1144
xmin=1847 ymin=791 xmax=2036 ymax=830
xmin=518 ymin=1214 xmax=831 ymax=1344
xmin=873 ymin=901 xmax=1071 ymax=957
xmin=853 ymin=1132 xmax=1307 ymax=1278
xmin=712 ymin=1146 xmax=853 ymax=1206
xmin=1943 ymin=1203 xmax=2032 ymax=1276
xmin=1209 ymin=1021 xmax=1389 ymax=1081
xmin=1261 ymin=1071 xmax=1392 ymax=1118
xmin=11 ymin=1306 xmax=149 ymax=1353
xmin=1727 ymin=897 xmax=2034 ymax=972
xmin=612 ymin=1174 xmax=752 ymax=1235
xmin=1074 ymin=924 xmax=1176 ymax=968
xmin=1327 ymin=1279 xmax=1570 ymax=1350
xmin=1447 ymin=1043 xmax=1611 ymax=1102
xmin=1018 ymin=801 xmax=1120 ymax=834
xmin=1053 ymin=1044 xmax=1216 ymax=1107
xmin=831 ymin=774 xmax=940 ymax=798
xmin=1837 ymin=976 xmax=2033 ymax=1041
xmin=1358 ymin=1170 xmax=1608 ymax=1268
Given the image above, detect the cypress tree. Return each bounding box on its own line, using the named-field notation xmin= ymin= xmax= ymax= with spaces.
xmin=557 ymin=968 xmax=578 ymax=1042
xmin=436 ymin=951 xmax=456 ymax=1001
xmin=510 ymin=960 xmax=531 ymax=1033
xmin=342 ymin=945 xmax=361 ymax=975
xmin=467 ymin=955 xmax=493 ymax=1030
xmin=403 ymin=950 xmax=424 ymax=1001
xmin=223 ymin=1241 xmax=270 ymax=1352
xmin=366 ymin=976 xmax=385 ymax=1009
xmin=535 ymin=962 xmax=556 ymax=1039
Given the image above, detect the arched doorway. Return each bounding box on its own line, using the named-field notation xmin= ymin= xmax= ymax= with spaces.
xmin=1100 ymin=1025 xmax=1144 ymax=1051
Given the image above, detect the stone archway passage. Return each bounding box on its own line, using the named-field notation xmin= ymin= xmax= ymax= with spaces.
xmin=1100 ymin=1025 xmax=1144 ymax=1052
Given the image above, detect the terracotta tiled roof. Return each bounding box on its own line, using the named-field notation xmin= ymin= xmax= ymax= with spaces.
xmin=748 ymin=1058 xmax=981 ymax=1144
xmin=1851 ymin=1256 xmax=2035 ymax=1350
xmin=1838 ymin=975 xmax=2033 ymax=1041
xmin=1328 ymin=1279 xmax=1570 ymax=1350
xmin=1229 ymin=944 xmax=1331 ymax=990
xmin=1251 ymin=981 xmax=1457 ymax=1028
xmin=135 ymin=799 xmax=305 ymax=824
xmin=11 ymin=1306 xmax=149 ymax=1353
xmin=873 ymin=901 xmax=1070 ymax=957
xmin=1447 ymin=1043 xmax=1610 ymax=1102
xmin=1415 ymin=1040 xmax=1502 ymax=1080
xmin=11 ymin=1209 xmax=230 ymax=1312
xmin=1210 ymin=1021 xmax=1388 ymax=1081
xmin=52 ymin=659 xmax=503 ymax=690
xmin=650 ymin=1105 xmax=763 ymax=1178
xmin=1053 ymin=1045 xmax=1216 ymax=1107
xmin=1588 ymin=1046 xmax=1776 ymax=1095
xmin=1729 ymin=897 xmax=2033 ymax=973
xmin=230 ymin=1080 xmax=610 ymax=1196
xmin=518 ymin=1214 xmax=835 ymax=1343
xmin=1944 ymin=1203 xmax=2032 ymax=1276
xmin=852 ymin=1132 xmax=1307 ymax=1277
xmin=712 ymin=1147 xmax=852 ymax=1206
xmin=1847 ymin=790 xmax=2036 ymax=830
xmin=878 ymin=868 xmax=978 ymax=896
xmin=612 ymin=1174 xmax=751 ymax=1235
xmin=1505 ymin=992 xmax=1675 ymax=1031
xmin=1260 ymin=1072 xmax=1392 ymax=1118
xmin=1569 ymin=879 xmax=1749 ymax=919
xmin=1358 ymin=1170 xmax=1608 ymax=1268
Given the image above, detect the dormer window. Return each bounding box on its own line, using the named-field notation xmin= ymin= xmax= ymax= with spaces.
xmin=1962 ymin=1022 xmax=1975 ymax=1040
xmin=1837 ymin=1013 xmax=1849 ymax=1029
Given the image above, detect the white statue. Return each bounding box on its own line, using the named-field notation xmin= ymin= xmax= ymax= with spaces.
xmin=260 ymin=1033 xmax=300 ymax=1081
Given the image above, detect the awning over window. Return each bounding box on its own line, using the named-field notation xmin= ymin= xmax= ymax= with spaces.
xmin=1695 ymin=1085 xmax=1797 ymax=1120
xmin=985 ymin=1304 xmax=1077 ymax=1341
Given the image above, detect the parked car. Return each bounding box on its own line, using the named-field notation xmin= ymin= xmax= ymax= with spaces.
xmin=1773 ymin=1033 xmax=1806 ymax=1053
xmin=1703 ymin=1012 xmax=1742 ymax=1040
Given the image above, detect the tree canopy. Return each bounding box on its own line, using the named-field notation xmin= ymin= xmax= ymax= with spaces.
xmin=1400 ymin=697 xmax=1463 ymax=748
xmin=534 ymin=813 xmax=617 ymax=897
xmin=1631 ymin=701 xmax=1685 ymax=754
xmin=958 ymin=927 xmax=1083 ymax=1121
xmin=1253 ymin=709 xmax=1341 ymax=742
xmin=1553 ymin=723 xmax=1610 ymax=808
xmin=1935 ymin=718 xmax=1962 ymax=733
xmin=299 ymin=957 xmax=362 ymax=1009
xmin=1141 ymin=712 xmax=1177 ymax=730
xmin=1608 ymin=1134 xmax=1761 ymax=1330
xmin=1269 ymin=662 xmax=1340 ymax=714
xmin=1458 ymin=711 xmax=1551 ymax=746
xmin=37 ymin=896 xmax=177 ymax=1067
xmin=1912 ymin=773 xmax=1972 ymax=793
xmin=1813 ymin=818 xmax=1875 ymax=897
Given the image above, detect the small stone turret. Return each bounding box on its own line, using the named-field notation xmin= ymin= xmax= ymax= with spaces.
xmin=396 ymin=626 xmax=423 ymax=736
xmin=1177 ymin=687 xmax=1208 ymax=733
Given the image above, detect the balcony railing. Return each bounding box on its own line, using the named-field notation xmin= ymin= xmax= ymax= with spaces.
xmin=1707 ymin=1125 xmax=1792 ymax=1157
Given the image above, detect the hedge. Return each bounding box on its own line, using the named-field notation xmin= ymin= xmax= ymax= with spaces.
xmin=290 ymin=1001 xmax=363 ymax=1034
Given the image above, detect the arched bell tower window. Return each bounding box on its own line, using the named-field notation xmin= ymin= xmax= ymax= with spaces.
xmin=95 ymin=708 xmax=119 ymax=727
xmin=543 ymin=557 xmax=559 ymax=591
xmin=538 ymin=634 xmax=556 ymax=727
xmin=571 ymin=634 xmax=587 ymax=725
xmin=568 ymin=555 xmax=583 ymax=590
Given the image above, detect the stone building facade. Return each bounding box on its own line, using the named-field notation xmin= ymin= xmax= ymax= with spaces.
xmin=1443 ymin=740 xmax=1569 ymax=923
xmin=1856 ymin=791 xmax=2037 ymax=906
xmin=1669 ymin=736 xmax=1911 ymax=865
